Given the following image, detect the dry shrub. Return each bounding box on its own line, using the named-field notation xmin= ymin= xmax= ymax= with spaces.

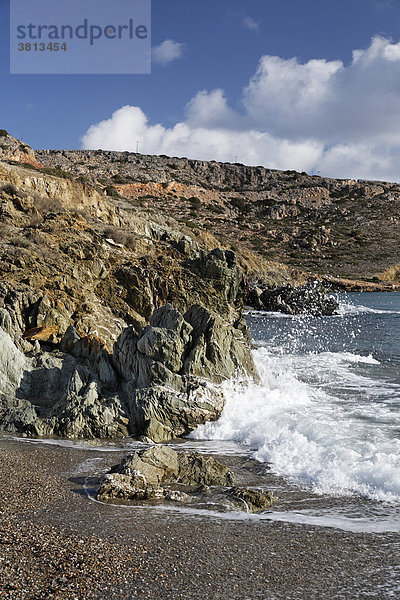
xmin=0 ymin=222 xmax=11 ymax=239
xmin=104 ymin=226 xmax=136 ymax=250
xmin=380 ymin=264 xmax=400 ymax=282
xmin=10 ymin=235 xmax=32 ymax=249
xmin=33 ymin=193 xmax=65 ymax=215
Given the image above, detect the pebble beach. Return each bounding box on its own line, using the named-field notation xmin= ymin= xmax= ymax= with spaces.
xmin=1 ymin=437 xmax=399 ymax=600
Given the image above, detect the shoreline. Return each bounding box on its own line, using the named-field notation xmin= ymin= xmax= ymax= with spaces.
xmin=1 ymin=436 xmax=399 ymax=600
xmin=322 ymin=277 xmax=400 ymax=292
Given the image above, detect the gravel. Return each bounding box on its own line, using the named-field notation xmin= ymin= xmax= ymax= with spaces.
xmin=1 ymin=437 xmax=399 ymax=600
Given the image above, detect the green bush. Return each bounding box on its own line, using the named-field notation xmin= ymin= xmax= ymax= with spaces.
xmin=104 ymin=185 xmax=119 ymax=198
xmin=229 ymin=197 xmax=250 ymax=214
xmin=188 ymin=196 xmax=201 ymax=208
xmin=41 ymin=166 xmax=72 ymax=179
xmin=112 ymin=174 xmax=128 ymax=184
xmin=206 ymin=204 xmax=224 ymax=214
xmin=0 ymin=129 xmax=9 ymax=137
xmin=76 ymin=175 xmax=90 ymax=184
xmin=182 ymin=218 xmax=197 ymax=229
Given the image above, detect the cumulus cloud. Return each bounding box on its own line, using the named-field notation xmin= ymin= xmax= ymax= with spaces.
xmin=243 ymin=17 xmax=259 ymax=32
xmin=152 ymin=39 xmax=184 ymax=65
xmin=82 ymin=36 xmax=400 ymax=181
xmin=82 ymin=104 xmax=322 ymax=171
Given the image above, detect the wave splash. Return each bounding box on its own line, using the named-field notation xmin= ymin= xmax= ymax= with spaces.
xmin=192 ymin=347 xmax=400 ymax=503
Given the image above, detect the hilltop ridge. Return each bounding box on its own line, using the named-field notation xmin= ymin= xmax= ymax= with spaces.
xmin=34 ymin=146 xmax=400 ymax=282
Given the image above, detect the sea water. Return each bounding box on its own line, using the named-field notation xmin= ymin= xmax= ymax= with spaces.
xmin=13 ymin=293 xmax=400 ymax=532
xmin=192 ymin=292 xmax=400 ymax=531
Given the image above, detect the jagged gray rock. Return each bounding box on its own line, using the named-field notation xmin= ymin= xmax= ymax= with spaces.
xmin=0 ymin=327 xmax=129 ymax=438
xmin=96 ymin=447 xmax=277 ymax=513
xmin=248 ymin=282 xmax=338 ymax=316
xmin=113 ymin=303 xmax=256 ymax=441
xmin=126 ymin=380 xmax=225 ymax=442
xmin=190 ymin=248 xmax=243 ymax=307
xmin=0 ymin=300 xmax=256 ymax=441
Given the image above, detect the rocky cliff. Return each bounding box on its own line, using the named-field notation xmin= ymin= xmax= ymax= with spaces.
xmin=0 ymin=130 xmax=398 ymax=440
xmin=0 ymin=133 xmax=259 ymax=441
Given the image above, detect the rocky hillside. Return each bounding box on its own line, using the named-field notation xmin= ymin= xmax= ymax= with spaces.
xmin=0 ymin=130 xmax=398 ymax=441
xmin=34 ymin=146 xmax=400 ymax=283
xmin=0 ymin=133 xmax=261 ymax=441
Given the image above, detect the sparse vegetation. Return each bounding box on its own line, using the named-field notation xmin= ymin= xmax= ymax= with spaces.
xmin=1 ymin=183 xmax=19 ymax=197
xmin=104 ymin=226 xmax=136 ymax=250
xmin=182 ymin=219 xmax=197 ymax=229
xmin=76 ymin=175 xmax=91 ymax=184
xmin=229 ymin=197 xmax=250 ymax=214
xmin=380 ymin=264 xmax=400 ymax=282
xmin=33 ymin=194 xmax=65 ymax=215
xmin=111 ymin=174 xmax=128 ymax=184
xmin=104 ymin=185 xmax=119 ymax=198
xmin=0 ymin=129 xmax=9 ymax=137
xmin=188 ymin=196 xmax=201 ymax=208
xmin=41 ymin=166 xmax=72 ymax=180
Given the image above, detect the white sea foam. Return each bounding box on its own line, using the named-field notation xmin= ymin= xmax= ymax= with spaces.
xmin=192 ymin=347 xmax=400 ymax=503
xmin=336 ymin=302 xmax=400 ymax=316
xmin=246 ymin=302 xmax=400 ymax=319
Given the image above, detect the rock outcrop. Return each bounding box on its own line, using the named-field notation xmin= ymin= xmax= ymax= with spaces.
xmin=114 ymin=303 xmax=256 ymax=442
xmin=0 ymin=301 xmax=256 ymax=441
xmin=0 ymin=151 xmax=256 ymax=441
xmin=0 ymin=325 xmax=129 ymax=438
xmin=0 ymin=133 xmax=44 ymax=169
xmin=248 ymin=282 xmax=338 ymax=316
xmin=96 ymin=446 xmax=277 ymax=513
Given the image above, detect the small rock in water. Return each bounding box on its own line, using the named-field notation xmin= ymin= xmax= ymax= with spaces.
xmin=96 ymin=446 xmax=276 ymax=513
xmin=229 ymin=487 xmax=277 ymax=513
xmin=248 ymin=281 xmax=338 ymax=316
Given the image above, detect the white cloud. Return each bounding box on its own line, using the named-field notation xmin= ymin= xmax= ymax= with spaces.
xmin=82 ymin=36 xmax=400 ymax=182
xmin=243 ymin=17 xmax=259 ymax=32
xmin=81 ymin=104 xmax=322 ymax=171
xmin=152 ymin=39 xmax=184 ymax=65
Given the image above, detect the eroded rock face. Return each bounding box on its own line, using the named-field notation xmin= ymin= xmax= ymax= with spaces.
xmin=0 ymin=301 xmax=256 ymax=441
xmin=191 ymin=248 xmax=243 ymax=307
xmin=113 ymin=303 xmax=256 ymax=441
xmin=96 ymin=446 xmax=276 ymax=513
xmin=0 ymin=329 xmax=129 ymax=439
xmin=0 ymin=327 xmax=26 ymax=395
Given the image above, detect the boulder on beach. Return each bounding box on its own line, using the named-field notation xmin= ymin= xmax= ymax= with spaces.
xmin=228 ymin=487 xmax=277 ymax=513
xmin=96 ymin=446 xmax=277 ymax=513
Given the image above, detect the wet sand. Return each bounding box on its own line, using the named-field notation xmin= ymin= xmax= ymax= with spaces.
xmin=0 ymin=436 xmax=399 ymax=600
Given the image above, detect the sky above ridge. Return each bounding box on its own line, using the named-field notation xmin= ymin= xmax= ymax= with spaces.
xmin=2 ymin=0 xmax=400 ymax=180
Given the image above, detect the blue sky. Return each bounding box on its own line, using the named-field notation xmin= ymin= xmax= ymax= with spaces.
xmin=2 ymin=0 xmax=400 ymax=180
